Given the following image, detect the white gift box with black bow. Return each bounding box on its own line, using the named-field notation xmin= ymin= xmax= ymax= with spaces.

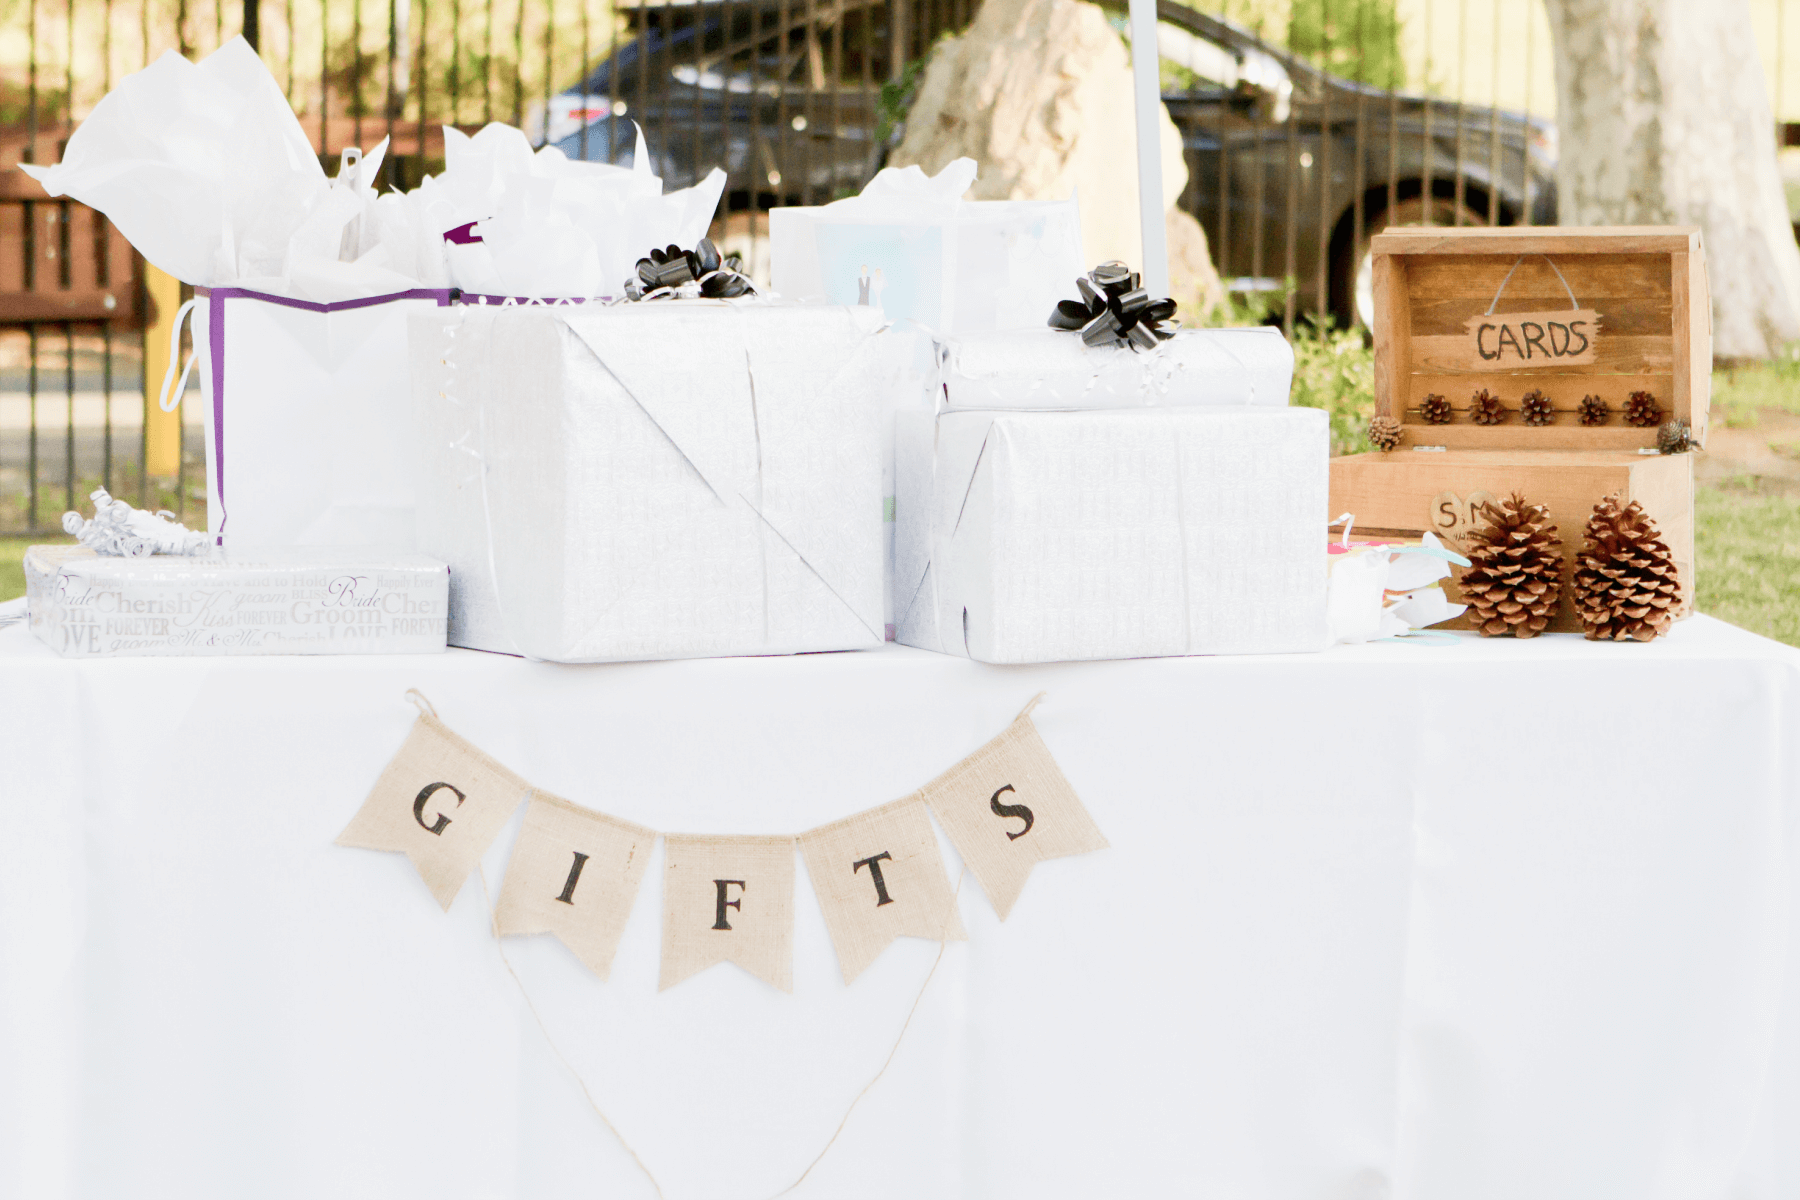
xmin=894 ymin=327 xmax=1330 ymax=664
xmin=410 ymin=301 xmax=929 ymax=662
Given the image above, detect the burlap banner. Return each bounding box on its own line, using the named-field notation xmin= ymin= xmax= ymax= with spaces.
xmin=339 ymin=690 xmax=1105 ymax=992
xmin=915 ymin=694 xmax=1109 ymax=920
xmin=798 ymin=798 xmax=966 ymax=984
xmin=660 ymin=834 xmax=796 ymax=993
xmin=335 ymin=692 xmax=532 ymax=910
xmin=494 ymin=794 xmax=656 ymax=981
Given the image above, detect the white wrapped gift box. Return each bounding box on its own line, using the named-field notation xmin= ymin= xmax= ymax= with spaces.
xmin=895 ymin=405 xmax=1331 ymax=663
xmin=941 ymin=326 xmax=1295 ymax=409
xmin=410 ymin=301 xmax=929 ymax=662
xmin=23 ymin=544 xmax=448 ymax=657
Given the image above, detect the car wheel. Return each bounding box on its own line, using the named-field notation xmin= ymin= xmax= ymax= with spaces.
xmin=1336 ymin=196 xmax=1486 ymax=330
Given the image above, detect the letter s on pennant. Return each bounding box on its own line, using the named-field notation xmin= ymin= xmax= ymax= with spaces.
xmin=989 ymin=785 xmax=1035 ymax=841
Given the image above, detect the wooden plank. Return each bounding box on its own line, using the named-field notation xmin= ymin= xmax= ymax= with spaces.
xmin=1382 ymin=425 xmax=1657 ymax=451
xmin=1689 ymin=242 xmax=1713 ymax=440
xmin=1372 ymin=226 xmax=1701 ymax=256
xmin=1401 ymin=254 xmax=1672 ymax=302
xmin=1329 ymin=450 xmax=1695 ymax=631
xmin=0 ymin=288 xmax=133 ymax=323
xmin=1407 ymin=294 xmax=1671 ymax=337
xmin=1408 ymin=333 xmax=1673 ymax=375
xmin=1371 ymin=252 xmax=1409 ymax=419
xmin=1671 ymin=249 xmax=1692 ymax=429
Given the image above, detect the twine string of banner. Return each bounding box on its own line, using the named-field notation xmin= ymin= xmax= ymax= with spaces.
xmin=473 ymin=863 xmax=969 ymax=1200
xmin=477 ymin=864 xmax=670 ymax=1199
xmin=766 ymin=866 xmax=968 ymax=1199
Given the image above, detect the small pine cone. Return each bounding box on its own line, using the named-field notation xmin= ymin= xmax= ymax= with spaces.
xmin=1520 ymin=389 xmax=1555 ymax=426
xmin=1578 ymin=394 xmax=1610 ymax=427
xmin=1459 ymin=492 xmax=1564 ymax=638
xmin=1368 ymin=415 xmax=1403 ymax=451
xmin=1624 ymin=390 xmax=1662 ymax=428
xmin=1420 ymin=393 xmax=1452 ymax=425
xmin=1470 ymin=389 xmax=1507 ymax=425
xmin=1657 ymin=418 xmax=1695 ymax=454
xmin=1571 ymin=494 xmax=1682 ymax=641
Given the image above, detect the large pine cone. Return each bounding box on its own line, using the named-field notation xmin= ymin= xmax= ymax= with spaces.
xmin=1368 ymin=415 xmax=1403 ymax=451
xmin=1521 ymin=389 xmax=1554 ymax=426
xmin=1578 ymin=394 xmax=1610 ymax=427
xmin=1571 ymin=495 xmax=1681 ymax=641
xmin=1420 ymin=393 xmax=1452 ymax=425
xmin=1624 ymin=390 xmax=1662 ymax=428
xmin=1470 ymin=389 xmax=1507 ymax=426
xmin=1459 ymin=493 xmax=1564 ymax=638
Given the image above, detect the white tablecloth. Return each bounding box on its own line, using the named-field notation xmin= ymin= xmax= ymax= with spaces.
xmin=4 ymin=616 xmax=1799 ymax=1200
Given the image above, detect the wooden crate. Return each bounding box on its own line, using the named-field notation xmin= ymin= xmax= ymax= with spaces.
xmin=1371 ymin=226 xmax=1710 ymax=449
xmin=1330 ymin=450 xmax=1694 ymax=633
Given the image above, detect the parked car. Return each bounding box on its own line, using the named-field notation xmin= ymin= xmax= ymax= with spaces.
xmin=1151 ymin=4 xmax=1558 ymax=327
xmin=542 ymin=0 xmax=1557 ymax=328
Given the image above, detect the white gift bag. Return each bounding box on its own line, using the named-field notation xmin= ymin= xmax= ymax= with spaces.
xmin=178 ymin=286 xmax=454 ymax=549
xmin=769 ymin=158 xmax=1084 ymax=336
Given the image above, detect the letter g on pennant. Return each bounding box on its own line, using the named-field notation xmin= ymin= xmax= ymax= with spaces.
xmin=336 ymin=695 xmax=532 ymax=911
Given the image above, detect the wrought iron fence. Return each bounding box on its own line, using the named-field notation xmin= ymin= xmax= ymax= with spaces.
xmin=0 ymin=0 xmax=1791 ymax=535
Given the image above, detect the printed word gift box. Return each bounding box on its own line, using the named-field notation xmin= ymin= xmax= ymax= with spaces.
xmin=411 ymin=301 xmax=926 ymax=662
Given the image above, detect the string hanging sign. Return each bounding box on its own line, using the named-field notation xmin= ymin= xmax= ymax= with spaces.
xmin=1462 ymin=254 xmax=1602 ymax=369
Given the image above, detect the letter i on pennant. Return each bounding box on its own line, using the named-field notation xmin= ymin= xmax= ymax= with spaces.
xmin=335 ymin=692 xmax=532 ymax=910
xmin=916 ymin=694 xmax=1107 ymax=920
xmin=493 ymin=794 xmax=656 ymax=980
xmin=658 ymin=834 xmax=795 ymax=993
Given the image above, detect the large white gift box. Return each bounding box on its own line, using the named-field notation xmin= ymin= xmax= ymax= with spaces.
xmin=410 ymin=301 xmax=928 ymax=662
xmin=895 ymin=400 xmax=1330 ymax=664
xmin=23 ymin=544 xmax=448 ymax=656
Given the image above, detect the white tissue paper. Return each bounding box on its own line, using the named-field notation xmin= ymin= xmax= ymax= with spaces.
xmin=415 ymin=123 xmax=726 ymax=299
xmin=410 ymin=301 xmax=930 ymax=662
xmin=942 ymin=326 xmax=1295 ymax=408
xmin=27 ymin=39 xmax=739 ymax=553
xmin=769 ymin=157 xmax=1085 ymax=336
xmin=1325 ymin=530 xmax=1469 ymax=644
xmin=895 ymin=406 xmax=1331 ymax=663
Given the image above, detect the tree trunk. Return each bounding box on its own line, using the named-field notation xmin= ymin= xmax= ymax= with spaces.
xmin=1543 ymin=0 xmax=1800 ymax=359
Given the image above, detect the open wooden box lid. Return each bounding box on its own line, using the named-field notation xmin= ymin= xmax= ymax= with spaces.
xmin=1370 ymin=226 xmax=1710 ymax=450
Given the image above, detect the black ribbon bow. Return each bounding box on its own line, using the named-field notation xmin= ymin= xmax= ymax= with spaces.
xmin=1047 ymin=261 xmax=1179 ymax=350
xmin=624 ymin=237 xmax=755 ymax=300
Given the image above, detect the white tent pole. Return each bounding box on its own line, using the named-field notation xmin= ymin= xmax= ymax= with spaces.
xmin=1129 ymin=0 xmax=1170 ymax=295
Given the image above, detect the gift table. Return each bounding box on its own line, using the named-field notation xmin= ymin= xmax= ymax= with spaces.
xmin=4 ymin=616 xmax=1800 ymax=1200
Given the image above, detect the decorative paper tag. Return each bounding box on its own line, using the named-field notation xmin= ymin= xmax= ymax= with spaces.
xmin=798 ymin=798 xmax=966 ymax=985
xmin=335 ymin=710 xmax=531 ymax=910
xmin=659 ymin=834 xmax=796 ymax=993
xmin=916 ymin=701 xmax=1107 ymax=920
xmin=1462 ymin=309 xmax=1601 ymax=369
xmin=494 ymin=794 xmax=657 ymax=979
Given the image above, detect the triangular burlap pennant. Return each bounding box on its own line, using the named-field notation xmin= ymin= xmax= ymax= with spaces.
xmin=916 ymin=695 xmax=1107 ymax=920
xmin=336 ymin=693 xmax=530 ymax=910
xmin=798 ymin=797 xmax=966 ymax=984
xmin=493 ymin=793 xmax=657 ymax=979
xmin=659 ymin=834 xmax=795 ymax=993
